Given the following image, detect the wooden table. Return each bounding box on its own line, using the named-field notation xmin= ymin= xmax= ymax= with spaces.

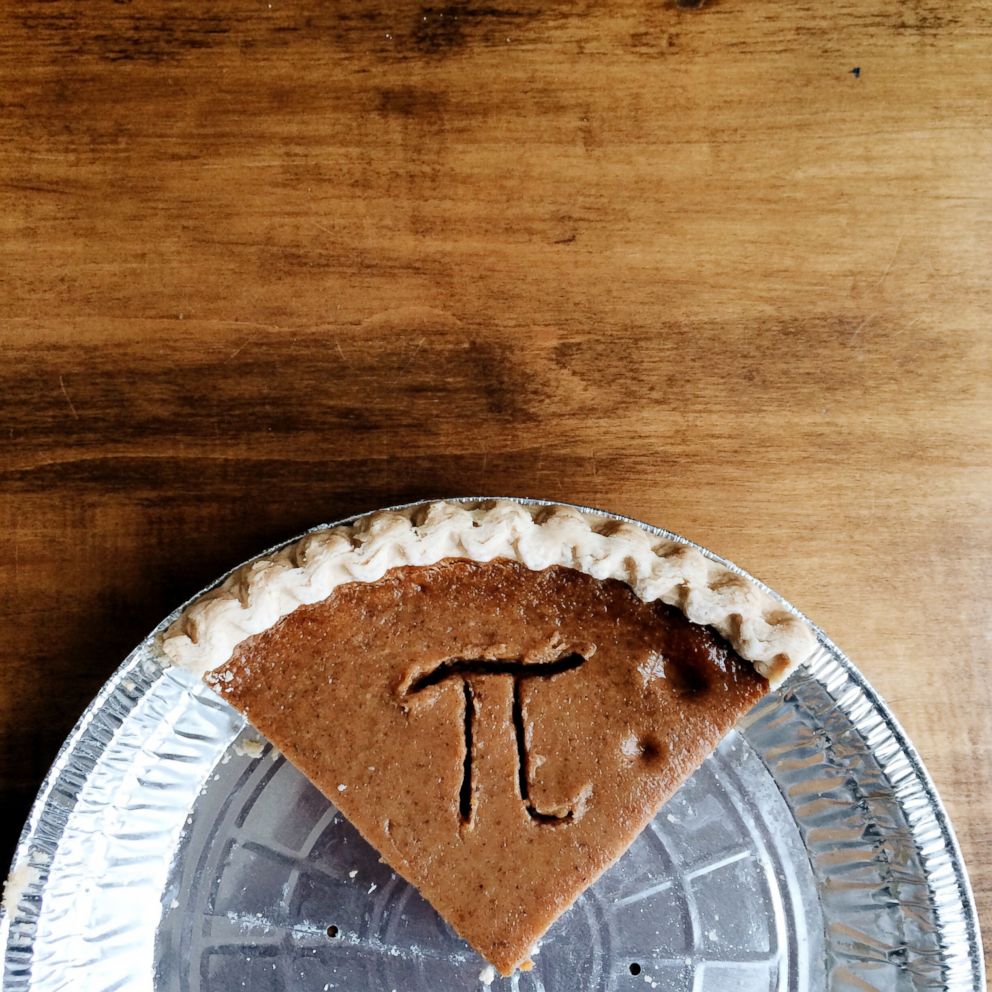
xmin=2 ymin=0 xmax=989 ymax=975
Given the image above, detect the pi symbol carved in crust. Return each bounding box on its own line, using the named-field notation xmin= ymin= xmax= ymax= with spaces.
xmin=403 ymin=651 xmax=589 ymax=825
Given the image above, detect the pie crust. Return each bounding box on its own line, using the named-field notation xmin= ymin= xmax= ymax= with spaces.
xmin=162 ymin=499 xmax=814 ymax=684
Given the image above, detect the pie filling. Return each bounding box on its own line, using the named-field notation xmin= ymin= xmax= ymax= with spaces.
xmin=208 ymin=557 xmax=768 ymax=975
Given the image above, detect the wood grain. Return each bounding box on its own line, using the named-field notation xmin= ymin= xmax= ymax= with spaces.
xmin=1 ymin=0 xmax=989 ymax=975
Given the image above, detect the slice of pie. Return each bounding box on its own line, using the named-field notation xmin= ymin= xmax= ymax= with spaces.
xmin=162 ymin=500 xmax=814 ymax=976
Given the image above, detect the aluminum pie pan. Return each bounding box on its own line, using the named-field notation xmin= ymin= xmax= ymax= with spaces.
xmin=0 ymin=497 xmax=984 ymax=992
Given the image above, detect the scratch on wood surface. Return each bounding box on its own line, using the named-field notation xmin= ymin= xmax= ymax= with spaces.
xmin=228 ymin=339 xmax=254 ymax=360
xmin=873 ymin=232 xmax=906 ymax=289
xmin=895 ymin=316 xmax=924 ymax=336
xmin=848 ymin=314 xmax=874 ymax=344
xmin=401 ymin=337 xmax=426 ymax=371
xmin=58 ymin=375 xmax=79 ymax=420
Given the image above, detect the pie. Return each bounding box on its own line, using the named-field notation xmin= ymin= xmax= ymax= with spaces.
xmin=162 ymin=500 xmax=814 ymax=976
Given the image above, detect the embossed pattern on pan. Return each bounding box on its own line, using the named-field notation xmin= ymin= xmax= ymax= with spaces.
xmin=0 ymin=499 xmax=984 ymax=992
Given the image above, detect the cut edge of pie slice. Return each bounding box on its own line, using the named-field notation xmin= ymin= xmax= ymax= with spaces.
xmin=160 ymin=499 xmax=816 ymax=975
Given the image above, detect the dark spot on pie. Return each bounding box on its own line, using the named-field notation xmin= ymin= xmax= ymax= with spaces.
xmin=663 ymin=657 xmax=709 ymax=696
xmin=637 ymin=735 xmax=666 ymax=768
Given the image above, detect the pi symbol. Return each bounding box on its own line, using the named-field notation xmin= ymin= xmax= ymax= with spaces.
xmin=403 ymin=651 xmax=588 ymax=825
